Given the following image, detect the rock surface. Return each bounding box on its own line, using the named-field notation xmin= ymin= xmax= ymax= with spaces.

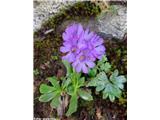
xmin=34 ymin=1 xmax=126 ymax=40
xmin=33 ymin=0 xmax=76 ymax=31
xmin=97 ymin=5 xmax=127 ymax=40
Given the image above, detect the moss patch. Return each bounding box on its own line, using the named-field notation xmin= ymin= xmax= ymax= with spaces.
xmin=105 ymin=39 xmax=127 ymax=75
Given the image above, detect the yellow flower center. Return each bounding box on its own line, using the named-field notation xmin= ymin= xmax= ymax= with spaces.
xmin=71 ymin=47 xmax=76 ymax=52
xmin=79 ymin=55 xmax=85 ymax=61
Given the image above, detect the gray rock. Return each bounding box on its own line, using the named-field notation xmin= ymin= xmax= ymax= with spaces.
xmin=34 ymin=1 xmax=126 ymax=40
xmin=33 ymin=0 xmax=76 ymax=31
xmin=57 ymin=5 xmax=127 ymax=40
xmin=97 ymin=5 xmax=127 ymax=40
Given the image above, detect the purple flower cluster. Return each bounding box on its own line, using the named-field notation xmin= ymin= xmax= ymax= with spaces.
xmin=60 ymin=23 xmax=105 ymax=73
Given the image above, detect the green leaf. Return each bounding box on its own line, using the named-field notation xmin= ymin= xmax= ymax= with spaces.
xmin=97 ymin=55 xmax=108 ymax=67
xmin=87 ymin=72 xmax=108 ymax=87
xmin=102 ymin=91 xmax=109 ymax=99
xmin=104 ymin=83 xmax=113 ymax=93
xmin=87 ymin=78 xmax=97 ymax=87
xmin=62 ymin=60 xmax=72 ymax=76
xmin=87 ymin=70 xmax=126 ymax=102
xmin=62 ymin=78 xmax=71 ymax=88
xmin=100 ymin=62 xmax=111 ymax=73
xmin=66 ymin=94 xmax=78 ymax=116
xmin=78 ymin=89 xmax=93 ymax=101
xmin=88 ymin=68 xmax=97 ymax=77
xmin=110 ymin=71 xmax=126 ymax=89
xmin=110 ymin=69 xmax=119 ymax=79
xmin=109 ymin=94 xmax=115 ymax=102
xmin=39 ymin=84 xmax=55 ymax=93
xmin=39 ymin=92 xmax=56 ymax=102
xmin=112 ymin=86 xmax=121 ymax=98
xmin=103 ymin=83 xmax=121 ymax=99
xmin=50 ymin=94 xmax=61 ymax=108
xmin=67 ymin=86 xmax=74 ymax=95
xmin=97 ymin=72 xmax=108 ymax=81
xmin=116 ymin=76 xmax=127 ymax=83
xmin=96 ymin=85 xmax=105 ymax=92
xmin=98 ymin=55 xmax=107 ymax=64
xmin=97 ymin=56 xmax=111 ymax=73
xmin=78 ymin=77 xmax=85 ymax=87
xmin=74 ymin=72 xmax=81 ymax=79
xmin=47 ymin=76 xmax=59 ymax=88
xmin=115 ymin=76 xmax=126 ymax=89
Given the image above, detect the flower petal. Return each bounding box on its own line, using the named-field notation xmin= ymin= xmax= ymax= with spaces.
xmin=85 ymin=61 xmax=95 ymax=68
xmin=62 ymin=52 xmax=75 ymax=62
xmin=62 ymin=33 xmax=70 ymax=41
xmin=75 ymin=63 xmax=82 ymax=73
xmin=85 ymin=31 xmax=94 ymax=40
xmin=72 ymin=61 xmax=78 ymax=68
xmin=84 ymin=29 xmax=89 ymax=38
xmin=77 ymin=24 xmax=84 ymax=36
xmin=82 ymin=64 xmax=88 ymax=73
xmin=68 ymin=53 xmax=75 ymax=62
xmin=94 ymin=38 xmax=104 ymax=47
xmin=60 ymin=46 xmax=70 ymax=53
xmin=95 ymin=45 xmax=105 ymax=52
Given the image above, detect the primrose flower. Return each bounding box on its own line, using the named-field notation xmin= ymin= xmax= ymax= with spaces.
xmin=60 ymin=23 xmax=105 ymax=73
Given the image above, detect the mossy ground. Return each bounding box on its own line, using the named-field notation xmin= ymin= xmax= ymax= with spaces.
xmin=34 ymin=1 xmax=127 ymax=119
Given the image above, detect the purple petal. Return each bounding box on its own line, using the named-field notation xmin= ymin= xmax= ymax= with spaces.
xmin=62 ymin=52 xmax=75 ymax=62
xmin=85 ymin=61 xmax=95 ymax=68
xmin=97 ymin=55 xmax=103 ymax=59
xmin=89 ymin=56 xmax=96 ymax=61
xmin=62 ymin=33 xmax=70 ymax=41
xmin=78 ymin=41 xmax=86 ymax=49
xmin=65 ymin=24 xmax=75 ymax=34
xmin=72 ymin=61 xmax=79 ymax=68
xmin=95 ymin=45 xmax=105 ymax=52
xmin=60 ymin=46 xmax=70 ymax=53
xmin=68 ymin=53 xmax=75 ymax=62
xmin=94 ymin=38 xmax=104 ymax=47
xmin=82 ymin=64 xmax=88 ymax=73
xmin=75 ymin=63 xmax=82 ymax=73
xmin=91 ymin=50 xmax=99 ymax=57
xmin=90 ymin=34 xmax=97 ymax=42
xmin=77 ymin=24 xmax=84 ymax=36
xmin=84 ymin=29 xmax=89 ymax=38
xmin=85 ymin=31 xmax=94 ymax=40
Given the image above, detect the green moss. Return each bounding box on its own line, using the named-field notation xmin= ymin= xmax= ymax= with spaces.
xmin=78 ymin=99 xmax=95 ymax=117
xmin=118 ymin=91 xmax=127 ymax=107
xmin=105 ymin=40 xmax=127 ymax=75
xmin=34 ymin=69 xmax=39 ymax=76
xmin=34 ymin=39 xmax=55 ymax=68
